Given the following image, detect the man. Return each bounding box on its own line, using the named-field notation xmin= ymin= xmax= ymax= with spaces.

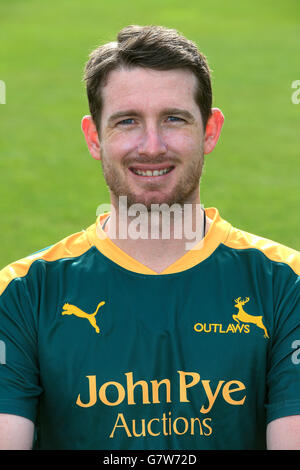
xmin=0 ymin=25 xmax=300 ymax=450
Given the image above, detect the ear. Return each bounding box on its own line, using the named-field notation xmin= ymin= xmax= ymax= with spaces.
xmin=203 ymin=108 xmax=224 ymax=155
xmin=81 ymin=115 xmax=101 ymax=161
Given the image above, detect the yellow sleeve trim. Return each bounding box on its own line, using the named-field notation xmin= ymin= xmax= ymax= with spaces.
xmin=0 ymin=230 xmax=92 ymax=296
xmin=225 ymin=227 xmax=300 ymax=276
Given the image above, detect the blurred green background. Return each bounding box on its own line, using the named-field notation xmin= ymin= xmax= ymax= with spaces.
xmin=0 ymin=0 xmax=299 ymax=267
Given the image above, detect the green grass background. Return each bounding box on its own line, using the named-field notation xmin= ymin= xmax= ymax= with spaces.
xmin=0 ymin=0 xmax=299 ymax=267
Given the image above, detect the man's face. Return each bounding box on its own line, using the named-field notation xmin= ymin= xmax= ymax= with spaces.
xmin=98 ymin=66 xmax=206 ymax=209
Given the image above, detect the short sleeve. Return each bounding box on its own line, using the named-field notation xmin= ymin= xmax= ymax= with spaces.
xmin=0 ymin=273 xmax=42 ymax=423
xmin=266 ymin=265 xmax=300 ymax=423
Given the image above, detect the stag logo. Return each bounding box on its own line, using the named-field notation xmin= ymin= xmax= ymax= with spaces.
xmin=233 ymin=297 xmax=269 ymax=339
xmin=62 ymin=301 xmax=105 ymax=334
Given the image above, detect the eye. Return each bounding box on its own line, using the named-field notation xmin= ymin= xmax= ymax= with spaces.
xmin=117 ymin=118 xmax=135 ymax=126
xmin=166 ymin=116 xmax=185 ymax=123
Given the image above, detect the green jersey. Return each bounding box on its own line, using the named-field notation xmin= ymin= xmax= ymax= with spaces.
xmin=0 ymin=207 xmax=300 ymax=450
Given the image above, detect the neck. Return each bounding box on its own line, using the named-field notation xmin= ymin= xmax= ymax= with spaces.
xmin=103 ymin=197 xmax=210 ymax=273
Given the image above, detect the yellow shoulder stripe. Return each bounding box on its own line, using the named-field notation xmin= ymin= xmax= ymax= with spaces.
xmin=0 ymin=229 xmax=92 ymax=296
xmin=225 ymin=226 xmax=300 ymax=276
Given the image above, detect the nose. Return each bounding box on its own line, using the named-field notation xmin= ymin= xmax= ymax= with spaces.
xmin=137 ymin=124 xmax=168 ymax=158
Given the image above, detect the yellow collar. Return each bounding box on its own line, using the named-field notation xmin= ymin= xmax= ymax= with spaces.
xmin=86 ymin=207 xmax=232 ymax=275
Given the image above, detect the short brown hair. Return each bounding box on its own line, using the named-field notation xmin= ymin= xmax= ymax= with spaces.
xmin=83 ymin=25 xmax=212 ymax=131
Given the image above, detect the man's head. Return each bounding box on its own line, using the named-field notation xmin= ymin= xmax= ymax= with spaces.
xmin=83 ymin=25 xmax=213 ymax=133
xmin=81 ymin=25 xmax=224 ymax=210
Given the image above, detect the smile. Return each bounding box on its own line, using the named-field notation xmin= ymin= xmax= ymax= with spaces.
xmin=130 ymin=166 xmax=174 ymax=177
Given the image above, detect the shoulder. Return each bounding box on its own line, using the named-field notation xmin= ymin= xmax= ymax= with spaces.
xmin=0 ymin=225 xmax=95 ymax=297
xmin=223 ymin=225 xmax=300 ymax=276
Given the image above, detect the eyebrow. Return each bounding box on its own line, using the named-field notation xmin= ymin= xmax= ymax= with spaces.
xmin=107 ymin=110 xmax=140 ymax=124
xmin=107 ymin=108 xmax=196 ymax=124
xmin=162 ymin=108 xmax=196 ymax=122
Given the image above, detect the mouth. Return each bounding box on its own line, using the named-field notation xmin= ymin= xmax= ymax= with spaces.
xmin=129 ymin=165 xmax=175 ymax=177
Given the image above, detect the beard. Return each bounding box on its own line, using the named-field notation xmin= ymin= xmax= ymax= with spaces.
xmin=100 ymin=151 xmax=204 ymax=211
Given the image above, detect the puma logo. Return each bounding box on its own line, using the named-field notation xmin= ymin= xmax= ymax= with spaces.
xmin=62 ymin=301 xmax=105 ymax=334
xmin=233 ymin=297 xmax=269 ymax=339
